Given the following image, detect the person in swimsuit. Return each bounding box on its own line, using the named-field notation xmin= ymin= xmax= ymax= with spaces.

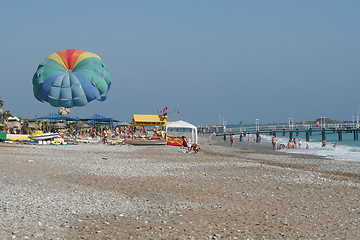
xmin=230 ymin=134 xmax=235 ymax=147
xmin=271 ymin=136 xmax=277 ymax=150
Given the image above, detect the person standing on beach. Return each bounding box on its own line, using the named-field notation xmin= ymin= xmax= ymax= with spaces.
xmin=248 ymin=134 xmax=251 ymax=145
xmin=103 ymin=130 xmax=108 ymax=144
xmin=230 ymin=134 xmax=235 ymax=147
xmin=271 ymin=136 xmax=277 ymax=150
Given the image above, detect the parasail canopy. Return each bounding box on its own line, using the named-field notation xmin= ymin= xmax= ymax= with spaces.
xmin=32 ymin=49 xmax=111 ymax=108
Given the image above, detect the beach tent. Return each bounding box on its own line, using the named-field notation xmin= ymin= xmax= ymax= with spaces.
xmin=165 ymin=120 xmax=198 ymax=144
xmin=132 ymin=114 xmax=167 ymax=127
xmin=7 ymin=116 xmax=20 ymax=121
xmin=7 ymin=117 xmax=21 ymax=129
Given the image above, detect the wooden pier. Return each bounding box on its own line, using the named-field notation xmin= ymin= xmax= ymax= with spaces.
xmin=197 ymin=124 xmax=359 ymax=142
xmin=218 ymin=128 xmax=359 ymax=142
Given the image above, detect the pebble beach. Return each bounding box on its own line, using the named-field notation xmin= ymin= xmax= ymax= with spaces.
xmin=1 ymin=135 xmax=359 ymax=239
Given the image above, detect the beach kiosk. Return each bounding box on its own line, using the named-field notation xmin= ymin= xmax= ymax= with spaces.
xmin=132 ymin=114 xmax=167 ymax=127
xmin=125 ymin=115 xmax=167 ymax=145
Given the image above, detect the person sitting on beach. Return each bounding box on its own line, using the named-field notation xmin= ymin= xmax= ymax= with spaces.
xmin=181 ymin=136 xmax=188 ymax=148
xmin=322 ymin=139 xmax=326 ymax=147
xmin=187 ymin=138 xmax=192 ymax=152
xmin=190 ymin=143 xmax=201 ymax=153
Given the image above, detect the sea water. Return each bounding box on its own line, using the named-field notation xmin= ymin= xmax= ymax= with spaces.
xmin=227 ymin=125 xmax=360 ymax=162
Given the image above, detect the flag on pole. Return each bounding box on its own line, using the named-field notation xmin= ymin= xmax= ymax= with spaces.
xmin=163 ymin=106 xmax=168 ymax=118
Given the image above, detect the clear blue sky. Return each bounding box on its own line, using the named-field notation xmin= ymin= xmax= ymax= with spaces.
xmin=1 ymin=0 xmax=359 ymax=125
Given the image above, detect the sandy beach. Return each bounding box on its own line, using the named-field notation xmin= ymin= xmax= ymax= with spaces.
xmin=0 ymin=135 xmax=359 ymax=239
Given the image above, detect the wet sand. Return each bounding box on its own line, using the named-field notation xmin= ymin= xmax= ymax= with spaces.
xmin=0 ymin=135 xmax=359 ymax=239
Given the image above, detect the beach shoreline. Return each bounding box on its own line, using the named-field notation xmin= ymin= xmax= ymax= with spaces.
xmin=0 ymin=136 xmax=359 ymax=239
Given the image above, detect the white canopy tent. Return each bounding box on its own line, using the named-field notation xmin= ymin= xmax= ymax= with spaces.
xmin=165 ymin=120 xmax=198 ymax=144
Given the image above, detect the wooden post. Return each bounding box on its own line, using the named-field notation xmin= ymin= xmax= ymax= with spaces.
xmin=322 ymin=129 xmax=326 ymax=141
xmin=224 ymin=134 xmax=226 ymax=141
xmin=273 ymin=131 xmax=276 ymax=137
xmin=354 ymin=130 xmax=358 ymax=140
xmin=296 ymin=128 xmax=299 ymax=136
xmin=289 ymin=131 xmax=293 ymax=141
xmin=282 ymin=129 xmax=285 ymax=136
xmin=309 ymin=128 xmax=312 ymax=136
xmin=306 ymin=131 xmax=310 ymax=142
xmin=338 ymin=130 xmax=342 ymax=141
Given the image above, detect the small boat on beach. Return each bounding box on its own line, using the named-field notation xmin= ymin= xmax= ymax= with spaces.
xmin=125 ymin=136 xmax=167 ymax=145
xmin=29 ymin=131 xmax=61 ymax=141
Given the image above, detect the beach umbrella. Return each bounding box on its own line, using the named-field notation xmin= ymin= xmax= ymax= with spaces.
xmin=74 ymin=121 xmax=90 ymax=128
xmin=32 ymin=49 xmax=111 ymax=108
xmin=51 ymin=122 xmax=66 ymax=130
xmin=28 ymin=122 xmax=40 ymax=130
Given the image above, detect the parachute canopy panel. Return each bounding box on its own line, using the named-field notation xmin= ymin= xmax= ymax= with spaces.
xmin=132 ymin=114 xmax=167 ymax=126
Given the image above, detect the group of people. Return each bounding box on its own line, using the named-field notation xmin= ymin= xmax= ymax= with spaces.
xmin=229 ymin=133 xmax=262 ymax=148
xmin=181 ymin=136 xmax=200 ymax=153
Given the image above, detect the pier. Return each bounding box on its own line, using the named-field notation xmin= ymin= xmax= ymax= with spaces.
xmin=198 ymin=123 xmax=360 ymax=142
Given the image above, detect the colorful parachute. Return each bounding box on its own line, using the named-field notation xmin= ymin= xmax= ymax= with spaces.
xmin=32 ymin=49 xmax=111 ymax=108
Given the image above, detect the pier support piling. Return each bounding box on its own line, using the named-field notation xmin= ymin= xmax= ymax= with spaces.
xmin=338 ymin=130 xmax=342 ymax=141
xmin=306 ymin=131 xmax=310 ymax=142
xmin=289 ymin=132 xmax=293 ymax=141
xmin=322 ymin=129 xmax=326 ymax=141
xmin=282 ymin=129 xmax=285 ymax=136
xmin=354 ymin=130 xmax=358 ymax=140
xmin=296 ymin=129 xmax=299 ymax=136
